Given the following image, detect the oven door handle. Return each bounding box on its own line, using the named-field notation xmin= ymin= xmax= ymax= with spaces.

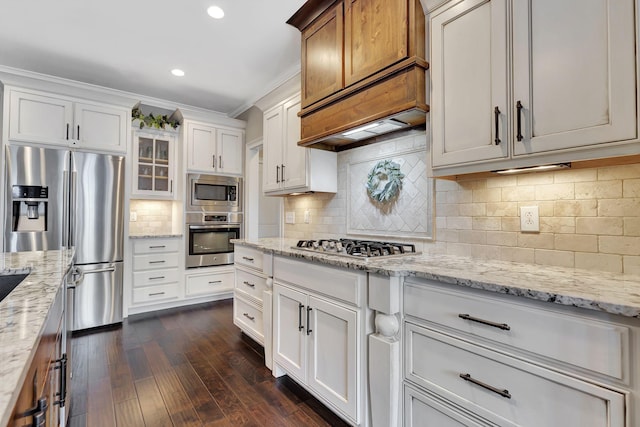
xmin=188 ymin=224 xmax=240 ymax=230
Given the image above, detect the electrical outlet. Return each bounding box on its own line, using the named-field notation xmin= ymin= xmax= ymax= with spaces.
xmin=130 ymin=211 xmax=137 ymax=222
xmin=304 ymin=210 xmax=311 ymax=224
xmin=520 ymin=206 xmax=539 ymax=232
xmin=285 ymin=211 xmax=295 ymax=224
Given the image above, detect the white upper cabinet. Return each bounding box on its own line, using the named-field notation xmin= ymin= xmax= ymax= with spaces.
xmin=429 ymin=0 xmax=638 ymax=174
xmin=512 ymin=0 xmax=637 ymax=155
xmin=132 ymin=127 xmax=177 ymax=199
xmin=185 ymin=120 xmax=243 ymax=176
xmin=262 ymin=93 xmax=337 ymax=195
xmin=431 ymin=0 xmax=509 ymax=167
xmin=9 ymin=88 xmax=129 ymax=152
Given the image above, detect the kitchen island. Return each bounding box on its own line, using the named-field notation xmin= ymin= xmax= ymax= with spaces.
xmin=0 ymin=249 xmax=74 ymax=427
xmin=234 ymin=238 xmax=640 ymax=426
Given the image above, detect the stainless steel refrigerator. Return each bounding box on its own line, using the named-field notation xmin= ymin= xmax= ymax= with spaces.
xmin=4 ymin=145 xmax=125 ymax=331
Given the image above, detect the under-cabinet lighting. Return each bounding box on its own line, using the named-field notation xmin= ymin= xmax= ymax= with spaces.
xmin=171 ymin=69 xmax=185 ymax=77
xmin=207 ymin=6 xmax=225 ymax=19
xmin=342 ymin=122 xmax=381 ymax=136
xmin=494 ymin=163 xmax=571 ymax=175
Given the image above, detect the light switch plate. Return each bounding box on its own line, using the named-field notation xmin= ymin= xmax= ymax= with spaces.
xmin=130 ymin=211 xmax=137 ymax=222
xmin=520 ymin=206 xmax=539 ymax=232
xmin=304 ymin=210 xmax=310 ymax=224
xmin=285 ymin=211 xmax=295 ymax=224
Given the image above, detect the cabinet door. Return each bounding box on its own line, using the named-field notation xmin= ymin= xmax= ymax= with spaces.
xmin=216 ymin=128 xmax=243 ymax=176
xmin=344 ymin=0 xmax=408 ymax=86
xmin=431 ymin=0 xmax=509 ymax=167
xmin=74 ymin=102 xmax=128 ymax=152
xmin=512 ymin=0 xmax=636 ymax=155
xmin=301 ymin=1 xmax=344 ymax=108
xmin=273 ymin=284 xmax=307 ymax=382
xmin=282 ymin=95 xmax=308 ymax=190
xmin=132 ymin=131 xmax=175 ymax=198
xmin=9 ymin=89 xmax=73 ymax=146
xmin=263 ymin=105 xmax=284 ymax=192
xmin=307 ymin=296 xmax=358 ymax=421
xmin=187 ymin=122 xmax=217 ymax=172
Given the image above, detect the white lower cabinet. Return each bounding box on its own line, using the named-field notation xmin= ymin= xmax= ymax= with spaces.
xmin=131 ymin=238 xmax=181 ymax=306
xmin=272 ymin=256 xmax=367 ymax=425
xmin=402 ymin=278 xmax=630 ymax=426
xmin=185 ymin=268 xmax=234 ymax=297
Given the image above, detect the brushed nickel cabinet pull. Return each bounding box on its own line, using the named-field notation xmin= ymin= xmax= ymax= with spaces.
xmin=276 ymin=165 xmax=280 ymax=183
xmin=212 ymin=155 xmax=216 ymax=168
xmin=460 ymin=373 xmax=511 ymax=399
xmin=77 ymin=125 xmax=80 ymax=140
xmin=149 ymin=260 xmax=166 ymax=264
xmin=149 ymin=245 xmax=166 ymax=249
xmin=243 ymin=313 xmax=255 ymax=321
xmin=149 ymin=276 xmax=165 ymax=280
xmin=208 ymin=280 xmax=222 ymax=284
xmin=219 ymin=155 xmax=223 ymax=169
xmin=243 ymin=281 xmax=255 ymax=288
xmin=458 ymin=313 xmax=510 ymax=331
xmin=66 ymin=123 xmax=70 ymax=140
xmin=149 ymin=291 xmax=165 ymax=296
xmin=242 ymin=256 xmax=254 ymax=262
xmin=281 ymin=164 xmax=285 ymax=182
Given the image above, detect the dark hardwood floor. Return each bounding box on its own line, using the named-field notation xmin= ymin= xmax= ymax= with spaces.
xmin=68 ymin=299 xmax=350 ymax=427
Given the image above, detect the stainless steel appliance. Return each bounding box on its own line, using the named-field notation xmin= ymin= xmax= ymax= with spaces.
xmin=187 ymin=173 xmax=241 ymax=212
xmin=4 ymin=145 xmax=125 ymax=331
xmin=293 ymin=238 xmax=420 ymax=260
xmin=185 ymin=212 xmax=242 ymax=268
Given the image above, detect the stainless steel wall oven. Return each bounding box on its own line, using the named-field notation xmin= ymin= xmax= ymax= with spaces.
xmin=185 ymin=212 xmax=242 ymax=268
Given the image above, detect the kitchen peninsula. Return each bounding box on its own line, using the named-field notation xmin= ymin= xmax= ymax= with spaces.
xmin=0 ymin=249 xmax=74 ymax=427
xmin=234 ymin=237 xmax=640 ymax=426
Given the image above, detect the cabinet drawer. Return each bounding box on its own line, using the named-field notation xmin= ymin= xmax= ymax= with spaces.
xmin=133 ymin=253 xmax=179 ymax=270
xmin=404 ymin=279 xmax=629 ymax=381
xmin=234 ymin=296 xmax=264 ymax=344
xmin=235 ymin=267 xmax=267 ymax=302
xmin=133 ymin=238 xmax=180 ymax=254
xmin=133 ymin=268 xmax=180 ymax=288
xmin=132 ymin=283 xmax=180 ymax=304
xmin=274 ymin=256 xmax=364 ymax=306
xmin=404 ymin=323 xmax=625 ymax=427
xmin=404 ymin=385 xmax=489 ymax=427
xmin=235 ymin=245 xmax=264 ymax=271
xmin=185 ymin=270 xmax=234 ymax=297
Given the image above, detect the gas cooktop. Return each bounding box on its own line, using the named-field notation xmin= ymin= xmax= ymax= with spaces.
xmin=293 ymin=238 xmax=420 ymax=260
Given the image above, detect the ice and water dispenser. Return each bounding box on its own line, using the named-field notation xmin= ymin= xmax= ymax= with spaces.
xmin=11 ymin=185 xmax=48 ymax=232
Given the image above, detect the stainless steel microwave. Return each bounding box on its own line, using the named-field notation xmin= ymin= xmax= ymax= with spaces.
xmin=187 ymin=174 xmax=242 ymax=212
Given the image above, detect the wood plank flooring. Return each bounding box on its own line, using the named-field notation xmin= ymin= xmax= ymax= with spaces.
xmin=68 ymin=299 xmax=350 ymax=427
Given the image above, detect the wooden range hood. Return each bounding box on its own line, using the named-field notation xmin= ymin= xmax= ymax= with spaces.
xmin=287 ymin=0 xmax=429 ymax=152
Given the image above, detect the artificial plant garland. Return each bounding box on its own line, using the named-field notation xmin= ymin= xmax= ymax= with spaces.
xmin=366 ymin=160 xmax=405 ymax=203
xmin=132 ymin=106 xmax=180 ymax=130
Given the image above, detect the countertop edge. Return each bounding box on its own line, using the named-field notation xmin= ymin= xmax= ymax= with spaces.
xmin=233 ymin=239 xmax=640 ymax=319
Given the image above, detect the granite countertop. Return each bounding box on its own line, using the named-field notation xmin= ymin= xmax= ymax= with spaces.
xmin=233 ymin=238 xmax=640 ymax=319
xmin=129 ymin=233 xmax=182 ymax=239
xmin=0 ymin=249 xmax=74 ymax=427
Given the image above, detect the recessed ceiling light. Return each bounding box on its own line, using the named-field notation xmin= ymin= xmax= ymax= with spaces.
xmin=171 ymin=69 xmax=185 ymax=77
xmin=207 ymin=6 xmax=224 ymax=19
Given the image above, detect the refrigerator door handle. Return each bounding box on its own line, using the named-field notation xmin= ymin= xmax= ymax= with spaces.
xmin=69 ymin=171 xmax=77 ymax=248
xmin=67 ymin=266 xmax=84 ymax=288
xmin=62 ymin=171 xmax=70 ymax=248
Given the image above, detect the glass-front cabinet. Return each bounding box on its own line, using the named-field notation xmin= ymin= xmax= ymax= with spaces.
xmin=132 ymin=128 xmax=178 ymax=198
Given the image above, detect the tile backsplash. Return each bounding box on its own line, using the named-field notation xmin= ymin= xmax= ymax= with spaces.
xmin=129 ymin=200 xmax=178 ymax=235
xmin=283 ymin=131 xmax=640 ymax=274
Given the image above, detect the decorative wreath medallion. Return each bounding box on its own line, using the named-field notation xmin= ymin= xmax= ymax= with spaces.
xmin=366 ymin=160 xmax=405 ymax=203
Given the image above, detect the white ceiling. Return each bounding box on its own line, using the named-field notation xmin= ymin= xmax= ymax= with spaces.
xmin=0 ymin=0 xmax=306 ymax=116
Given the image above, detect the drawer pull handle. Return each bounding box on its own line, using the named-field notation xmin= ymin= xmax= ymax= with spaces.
xmin=243 ymin=281 xmax=256 ymax=288
xmin=459 ymin=373 xmax=511 ymax=399
xmin=242 ymin=256 xmax=254 ymax=262
xmin=149 ymin=276 xmax=165 ymax=280
xmin=298 ymin=303 xmax=304 ymax=331
xmin=243 ymin=313 xmax=255 ymax=321
xmin=149 ymin=291 xmax=165 ymax=296
xmin=149 ymin=260 xmax=166 ymax=264
xmin=208 ymin=280 xmax=222 ymax=284
xmin=306 ymin=306 xmax=312 ymax=335
xmin=458 ymin=313 xmax=510 ymax=331
xmin=149 ymin=245 xmax=166 ymax=249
